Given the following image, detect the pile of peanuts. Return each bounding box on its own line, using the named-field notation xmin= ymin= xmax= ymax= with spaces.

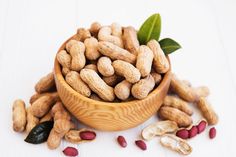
xmin=57 ymin=22 xmax=169 ymax=101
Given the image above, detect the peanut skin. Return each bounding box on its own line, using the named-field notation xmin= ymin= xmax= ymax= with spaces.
xmin=114 ymin=80 xmax=132 ymax=100
xmin=12 ymin=99 xmax=27 ymax=132
xmin=136 ymin=45 xmax=154 ymax=77
xmin=69 ymin=41 xmax=86 ymax=71
xmin=159 ymin=106 xmax=192 ymax=127
xmin=163 ymin=95 xmax=193 ymax=115
xmin=80 ymin=69 xmax=115 ymax=101
xmin=26 ymin=107 xmax=39 ymax=133
xmin=65 ymin=71 xmax=91 ymax=97
xmin=84 ymin=37 xmax=101 ymax=60
xmin=113 ymin=60 xmax=141 ymax=83
xmin=31 ymin=95 xmax=55 ymax=118
xmin=170 ymin=74 xmax=198 ymax=102
xmin=131 ymin=74 xmax=155 ymax=99
xmin=98 ymin=41 xmax=136 ymax=64
xmin=97 ymin=56 xmax=115 ymax=77
xmin=123 ymin=26 xmax=140 ymax=55
xmin=98 ymin=26 xmax=123 ymax=47
xmin=147 ymin=40 xmax=169 ymax=73
xmin=196 ymin=97 xmax=218 ymax=125
xmin=35 ymin=72 xmax=55 ymax=93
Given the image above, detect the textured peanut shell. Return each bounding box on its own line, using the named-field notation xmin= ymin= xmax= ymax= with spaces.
xmin=97 ymin=56 xmax=114 ymax=77
xmin=111 ymin=22 xmax=122 ymax=38
xmin=142 ymin=120 xmax=178 ymax=140
xmin=196 ymin=97 xmax=218 ymax=125
xmin=56 ymin=50 xmax=71 ymax=68
xmin=113 ymin=60 xmax=141 ymax=83
xmin=12 ymin=99 xmax=27 ymax=132
xmin=65 ymin=71 xmax=91 ymax=97
xmin=47 ymin=128 xmax=62 ymax=149
xmin=65 ymin=128 xmax=95 ymax=144
xmin=122 ymin=26 xmax=140 ymax=55
xmin=89 ymin=22 xmax=101 ymax=37
xmin=31 ymin=95 xmax=55 ymax=118
xmin=53 ymin=119 xmax=71 ymax=135
xmin=160 ymin=134 xmax=192 ymax=155
xmin=35 ymin=72 xmax=55 ymax=93
xmin=114 ymin=80 xmax=132 ymax=100
xmin=29 ymin=92 xmax=59 ymax=104
xmin=170 ymin=73 xmax=198 ymax=102
xmin=147 ymin=40 xmax=169 ymax=73
xmin=163 ymin=95 xmax=193 ymax=115
xmin=80 ymin=69 xmax=115 ymax=101
xmin=69 ymin=41 xmax=86 ymax=71
xmin=26 ymin=107 xmax=39 ymax=133
xmin=66 ymin=40 xmax=78 ymax=52
xmin=40 ymin=110 xmax=53 ymax=123
xmin=131 ymin=75 xmax=155 ymax=99
xmin=98 ymin=26 xmax=123 ymax=47
xmin=102 ymin=74 xmax=123 ymax=87
xmin=98 ymin=41 xmax=136 ymax=64
xmin=136 ymin=45 xmax=154 ymax=77
xmin=51 ymin=102 xmax=71 ymax=121
xmin=194 ymin=86 xmax=210 ymax=98
xmin=84 ymin=37 xmax=101 ymax=60
xmin=90 ymin=94 xmax=102 ymax=101
xmin=159 ymin=106 xmax=192 ymax=127
xmin=151 ymin=71 xmax=162 ymax=85
xmin=75 ymin=28 xmax=91 ymax=42
xmin=84 ymin=64 xmax=98 ymax=73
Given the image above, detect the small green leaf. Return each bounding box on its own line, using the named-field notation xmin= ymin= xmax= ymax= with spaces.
xmin=159 ymin=38 xmax=181 ymax=55
xmin=25 ymin=121 xmax=53 ymax=144
xmin=138 ymin=13 xmax=161 ymax=45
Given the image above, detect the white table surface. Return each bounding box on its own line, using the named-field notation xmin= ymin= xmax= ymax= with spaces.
xmin=0 ymin=0 xmax=236 ymax=156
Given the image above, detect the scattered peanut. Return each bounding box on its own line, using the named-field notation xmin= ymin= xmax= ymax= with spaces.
xmin=97 ymin=56 xmax=115 ymax=77
xmin=170 ymin=73 xmax=198 ymax=102
xmin=65 ymin=71 xmax=91 ymax=97
xmin=160 ymin=134 xmax=192 ymax=155
xmin=98 ymin=41 xmax=136 ymax=64
xmin=159 ymin=106 xmax=192 ymax=127
xmin=196 ymin=97 xmax=218 ymax=125
xmin=194 ymin=86 xmax=210 ymax=98
xmin=35 ymin=72 xmax=55 ymax=93
xmin=31 ymin=95 xmax=55 ymax=118
xmin=80 ymin=69 xmax=115 ymax=101
xmin=131 ymin=75 xmax=155 ymax=99
xmin=84 ymin=37 xmax=101 ymax=60
xmin=123 ymin=26 xmax=139 ymax=55
xmin=12 ymin=99 xmax=27 ymax=132
xmin=98 ymin=26 xmax=123 ymax=47
xmin=114 ymin=80 xmax=132 ymax=100
xmin=142 ymin=120 xmax=178 ymax=140
xmin=29 ymin=92 xmax=59 ymax=104
xmin=26 ymin=107 xmax=39 ymax=133
xmin=65 ymin=129 xmax=96 ymax=144
xmin=147 ymin=39 xmax=169 ymax=73
xmin=163 ymin=95 xmax=193 ymax=115
xmin=136 ymin=45 xmax=153 ymax=77
xmin=117 ymin=136 xmax=127 ymax=148
xmin=113 ymin=60 xmax=141 ymax=83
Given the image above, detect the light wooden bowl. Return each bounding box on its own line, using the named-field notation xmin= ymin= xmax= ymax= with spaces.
xmin=54 ymin=35 xmax=172 ymax=131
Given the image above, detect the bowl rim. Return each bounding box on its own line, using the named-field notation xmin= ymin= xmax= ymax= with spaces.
xmin=54 ymin=34 xmax=171 ymax=107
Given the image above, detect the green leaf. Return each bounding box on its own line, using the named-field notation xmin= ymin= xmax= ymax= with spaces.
xmin=138 ymin=13 xmax=161 ymax=45
xmin=159 ymin=38 xmax=181 ymax=55
xmin=25 ymin=121 xmax=54 ymax=144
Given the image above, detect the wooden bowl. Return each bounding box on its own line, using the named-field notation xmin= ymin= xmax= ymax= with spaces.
xmin=54 ymin=35 xmax=172 ymax=131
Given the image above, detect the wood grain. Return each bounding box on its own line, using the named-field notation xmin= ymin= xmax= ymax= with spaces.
xmin=54 ymin=35 xmax=172 ymax=131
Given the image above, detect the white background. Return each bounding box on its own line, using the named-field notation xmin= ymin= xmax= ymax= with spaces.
xmin=0 ymin=0 xmax=236 ymax=156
